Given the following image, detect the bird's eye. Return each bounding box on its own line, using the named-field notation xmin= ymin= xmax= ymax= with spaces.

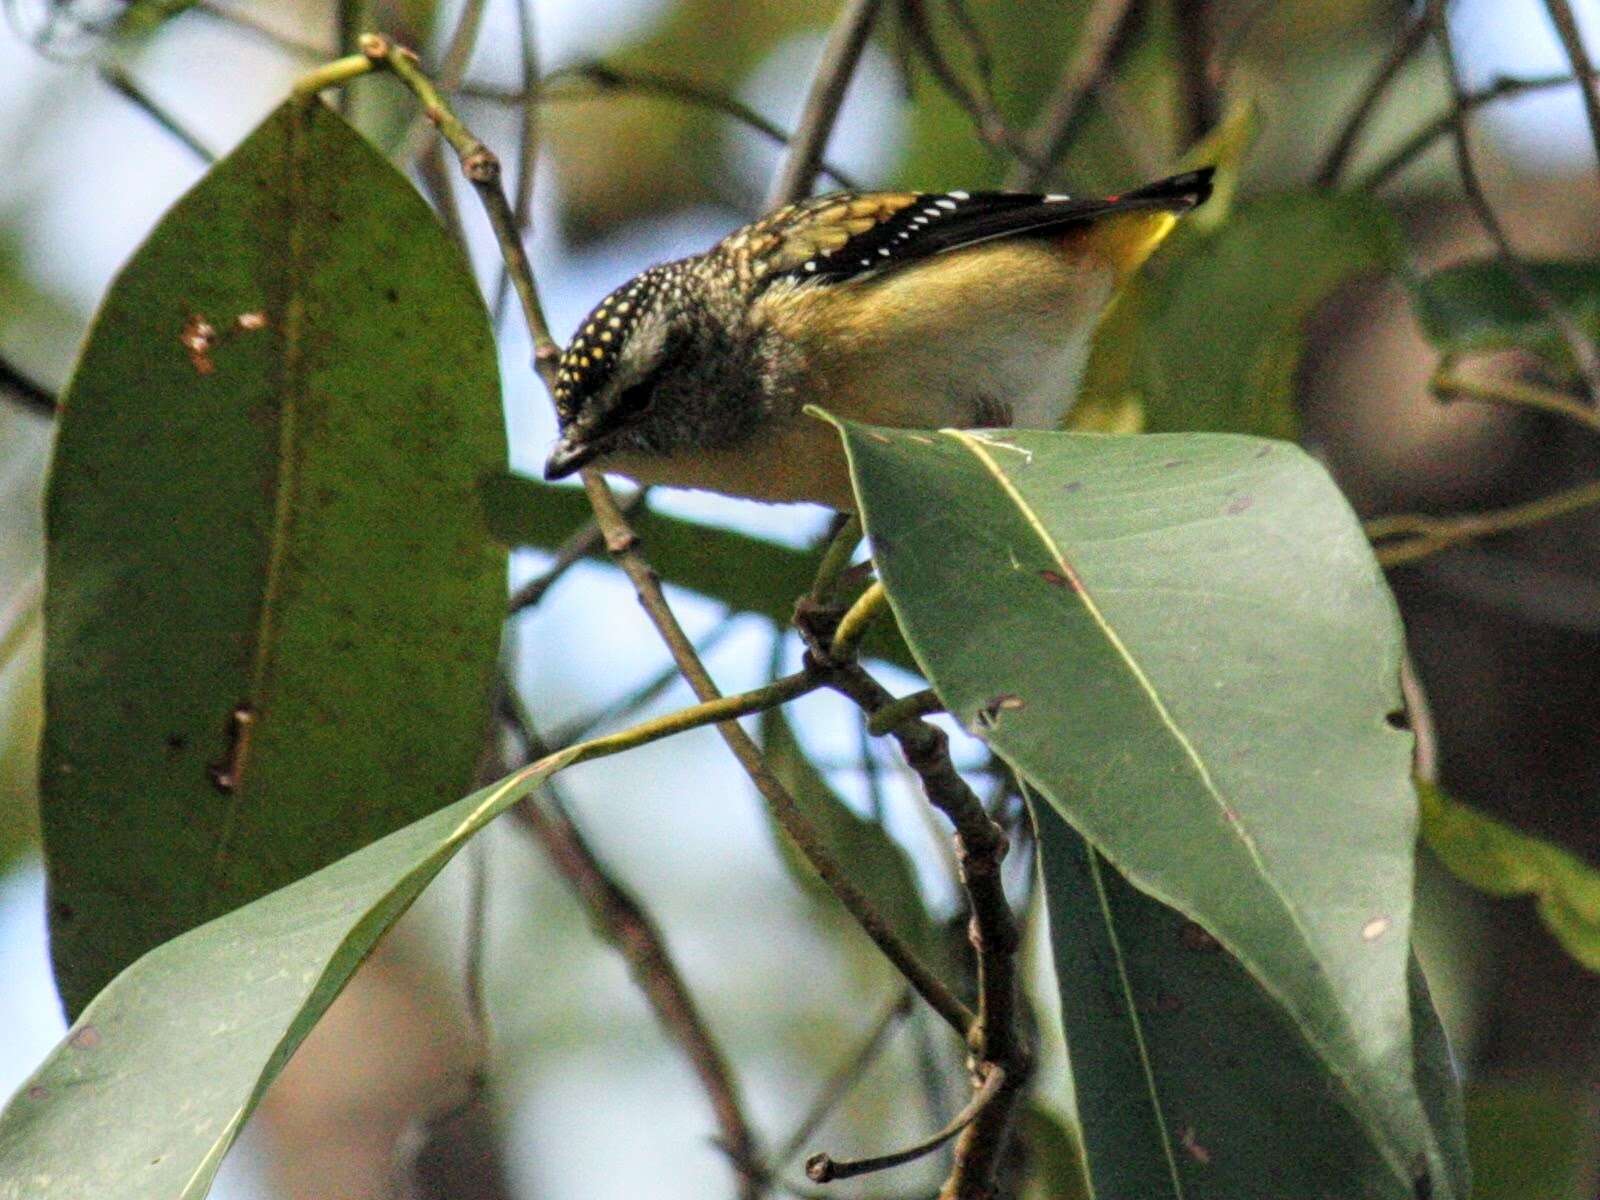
xmin=613 ymin=379 xmax=656 ymax=420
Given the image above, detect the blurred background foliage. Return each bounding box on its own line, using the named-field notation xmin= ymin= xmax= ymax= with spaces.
xmin=3 ymin=0 xmax=1600 ymax=1196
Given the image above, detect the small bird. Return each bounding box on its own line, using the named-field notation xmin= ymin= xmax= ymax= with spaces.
xmin=544 ymin=167 xmax=1214 ymax=509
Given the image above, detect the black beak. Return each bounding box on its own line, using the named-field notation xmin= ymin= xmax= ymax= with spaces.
xmin=544 ymin=433 xmax=600 ymax=480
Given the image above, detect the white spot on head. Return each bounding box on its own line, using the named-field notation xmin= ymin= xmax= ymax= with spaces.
xmin=949 ymin=190 xmax=970 ymax=200
xmin=804 ymin=261 xmax=817 ymax=272
xmin=936 ymin=198 xmax=957 ymax=210
xmin=922 ymin=207 xmax=941 ymax=217
xmin=878 ymin=247 xmax=891 ymax=256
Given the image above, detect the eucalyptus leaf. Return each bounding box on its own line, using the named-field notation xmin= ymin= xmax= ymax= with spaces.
xmin=831 ymin=418 xmax=1462 ymax=1193
xmin=1420 ymin=780 xmax=1600 ymax=972
xmin=44 ymin=98 xmax=506 ymax=1015
xmin=1409 ymin=258 xmax=1600 ymax=378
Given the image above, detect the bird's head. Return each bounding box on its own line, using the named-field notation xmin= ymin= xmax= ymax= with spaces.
xmin=543 ymin=263 xmax=704 ymax=480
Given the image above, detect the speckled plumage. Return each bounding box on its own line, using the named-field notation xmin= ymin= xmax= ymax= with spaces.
xmin=544 ymin=168 xmax=1214 ymax=508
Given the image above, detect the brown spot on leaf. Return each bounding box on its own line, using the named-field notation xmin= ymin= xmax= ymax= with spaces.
xmin=1386 ymin=710 xmax=1410 ymax=731
xmin=180 ymin=314 xmax=218 ymax=374
xmin=1254 ymin=445 xmax=1273 ymax=459
xmin=1178 ymin=1126 xmax=1212 ymax=1165
xmin=164 ymin=733 xmax=187 ymax=758
xmin=26 ymin=1085 xmax=47 ymax=1102
xmin=1179 ymin=921 xmax=1222 ymax=953
xmin=209 ymin=703 xmax=257 ymax=794
xmin=1163 ymin=458 xmax=1184 ymax=468
xmin=976 ymin=693 xmax=1025 ymax=728
xmin=1062 ymin=480 xmax=1083 ymax=493
xmin=1151 ymin=990 xmax=1184 ymax=1015
xmin=1224 ymin=494 xmax=1254 ymax=515
xmin=71 ymin=1025 xmax=101 ymax=1050
xmin=1040 ymin=568 xmax=1081 ymax=593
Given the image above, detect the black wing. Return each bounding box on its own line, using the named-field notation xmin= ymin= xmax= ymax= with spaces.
xmin=751 ymin=167 xmax=1214 ymax=290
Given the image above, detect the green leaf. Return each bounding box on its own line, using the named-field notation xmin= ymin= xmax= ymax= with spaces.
xmin=831 ymin=419 xmax=1462 ymax=1193
xmin=1409 ymin=258 xmax=1600 ymax=377
xmin=1092 ymin=194 xmax=1402 ymax=440
xmin=43 ymin=99 xmax=507 ymax=1015
xmin=1419 ymin=780 xmax=1600 ymax=971
xmin=0 ymin=749 xmax=576 ymax=1200
xmin=759 ymin=706 xmax=947 ymax=969
xmin=1034 ymin=804 xmax=1461 ymax=1197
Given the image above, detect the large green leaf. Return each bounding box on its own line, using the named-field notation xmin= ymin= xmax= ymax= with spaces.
xmin=832 ymin=419 xmax=1461 ymax=1193
xmin=1035 ymin=804 xmax=1457 ymax=1198
xmin=760 ymin=706 xmax=947 ymax=969
xmin=0 ymin=749 xmax=575 ymax=1200
xmin=1408 ymin=258 xmax=1600 ymax=378
xmin=44 ymin=99 xmax=506 ymax=1015
xmin=1420 ymin=780 xmax=1600 ymax=972
xmin=1088 ymin=194 xmax=1402 ymax=440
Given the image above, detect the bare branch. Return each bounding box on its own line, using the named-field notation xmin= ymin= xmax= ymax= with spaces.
xmin=1367 ymin=478 xmax=1600 ymax=566
xmin=1432 ymin=366 xmax=1600 ymax=436
xmin=1358 ymin=69 xmax=1598 ymax=189
xmin=1314 ymin=6 xmax=1432 ymax=187
xmin=1432 ymin=7 xmax=1600 ymax=398
xmin=97 ymin=65 xmax=215 ymax=163
xmin=766 ymin=0 xmax=887 ymax=210
xmin=1 ymin=355 xmax=57 ymax=418
xmin=513 ymin=784 xmax=762 ymax=1196
xmin=1540 ymin=0 xmax=1600 ymax=181
xmin=1004 ymin=0 xmax=1136 ymax=190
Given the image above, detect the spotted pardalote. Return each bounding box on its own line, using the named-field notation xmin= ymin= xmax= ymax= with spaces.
xmin=544 ymin=167 xmax=1214 ymax=509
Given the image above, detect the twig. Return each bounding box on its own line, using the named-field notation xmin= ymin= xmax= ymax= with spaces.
xmin=193 ymin=0 xmax=329 ymax=60
xmin=492 ymin=0 xmax=540 ymax=326
xmin=0 ymin=355 xmax=57 ymax=418
xmin=830 ymin=581 xmax=889 ymax=661
xmin=805 ymin=1064 xmax=1007 ymax=1184
xmin=1314 ymin=5 xmax=1433 ymax=187
xmin=765 ymin=0 xmax=886 ymax=210
xmin=583 ymin=476 xmax=974 ymax=1038
xmin=1432 ymin=7 xmax=1600 ymax=399
xmin=462 ymin=65 xmax=859 ymax=190
xmin=508 ymin=490 xmax=647 ymax=612
xmin=1367 ymin=478 xmax=1600 ymax=566
xmin=97 ymin=65 xmax=216 ymax=163
xmin=1540 ymin=0 xmax=1600 ymax=182
xmin=514 ymin=783 xmax=762 ymax=1196
xmin=1432 ymin=366 xmax=1600 ymax=435
xmin=818 ymin=663 xmax=1025 ymax=1200
xmin=1399 ymin=653 xmax=1438 ymax=785
xmin=867 ymin=689 xmax=944 ymax=736
xmin=399 ymin=0 xmax=490 ymax=165
xmin=895 ymin=0 xmax=1033 ymax=165
xmin=1004 ymin=0 xmax=1136 ymax=190
xmin=1171 ymin=1 xmax=1219 ymax=151
xmin=362 ymin=35 xmax=561 ymax=372
xmin=1358 ymin=69 xmax=1599 ymax=190
xmin=775 ymin=989 xmax=914 ymax=1168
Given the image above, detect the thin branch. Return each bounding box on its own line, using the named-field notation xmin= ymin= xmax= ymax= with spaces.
xmin=895 ymin=0 xmax=1034 ymax=166
xmin=583 ymin=476 xmax=975 ymax=1038
xmin=1540 ymin=0 xmax=1600 ymax=182
xmin=1399 ymin=653 xmax=1438 ymax=785
xmin=97 ymin=65 xmax=216 ymax=163
xmin=1432 ymin=366 xmax=1600 ymax=435
xmin=818 ymin=662 xmax=1025 ymax=1200
xmin=1171 ymin=1 xmax=1219 ymax=151
xmin=774 ymin=989 xmax=913 ymax=1168
xmin=513 ymin=784 xmax=762 ymax=1196
xmin=492 ymin=0 xmax=540 ymax=326
xmin=462 ymin=65 xmax=859 ymax=190
xmin=0 ymin=355 xmax=57 ymax=418
xmin=400 ymin=0 xmax=490 ymax=164
xmin=1314 ymin=5 xmax=1433 ymax=187
xmin=1432 ymin=7 xmax=1600 ymax=399
xmin=1004 ymin=0 xmax=1136 ymax=190
xmin=1358 ymin=69 xmax=1598 ymax=190
xmin=805 ymin=1064 xmax=1008 ymax=1184
xmin=1367 ymin=478 xmax=1600 ymax=567
xmin=507 ymin=489 xmax=646 ymax=612
xmin=766 ymin=0 xmax=887 ymax=210
xmin=867 ymin=689 xmax=944 ymax=736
